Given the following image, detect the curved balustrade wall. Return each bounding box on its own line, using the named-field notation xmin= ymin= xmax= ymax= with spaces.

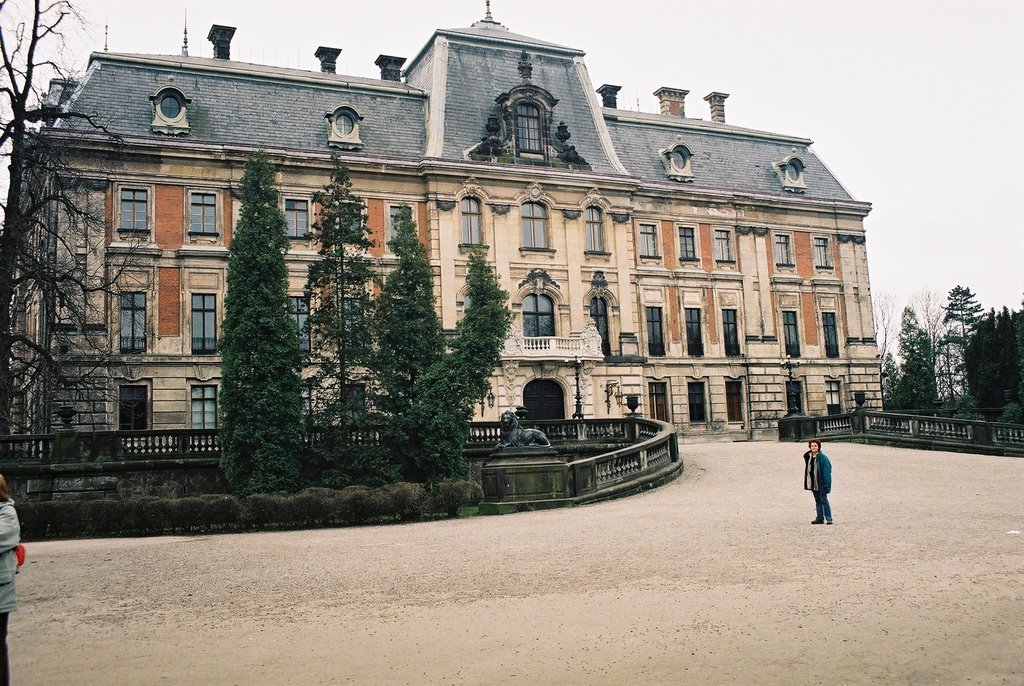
xmin=779 ymin=411 xmax=1024 ymax=457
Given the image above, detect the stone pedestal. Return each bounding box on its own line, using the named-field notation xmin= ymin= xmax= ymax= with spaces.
xmin=479 ymin=447 xmax=568 ymax=514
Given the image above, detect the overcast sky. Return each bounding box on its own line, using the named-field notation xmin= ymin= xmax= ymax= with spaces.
xmin=52 ymin=0 xmax=1024 ymax=312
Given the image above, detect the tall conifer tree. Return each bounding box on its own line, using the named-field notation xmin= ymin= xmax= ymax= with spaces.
xmin=219 ymin=152 xmax=304 ymax=495
xmin=890 ymin=307 xmax=938 ymax=411
xmin=304 ymin=157 xmax=388 ymax=483
xmin=406 ymin=251 xmax=511 ymax=482
xmin=372 ymin=205 xmax=444 ymax=478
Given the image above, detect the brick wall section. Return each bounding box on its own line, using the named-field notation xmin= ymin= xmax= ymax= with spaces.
xmin=795 ymin=232 xmax=813 ymax=279
xmin=699 ymin=223 xmax=713 ymax=272
xmin=158 ymin=267 xmax=181 ymax=336
xmin=104 ymin=186 xmax=113 ymax=244
xmin=706 ymin=288 xmax=718 ymax=344
xmin=366 ymin=198 xmax=385 ymax=257
xmin=222 ymin=191 xmax=233 ymax=246
xmin=667 ymin=287 xmax=680 ymax=344
xmin=764 ymin=234 xmax=775 ymax=277
xmin=155 ymin=185 xmax=183 ymax=249
xmin=801 ymin=291 xmax=818 ymax=346
xmin=417 ymin=202 xmax=429 ymax=244
xmin=660 ymin=219 xmax=677 ymax=267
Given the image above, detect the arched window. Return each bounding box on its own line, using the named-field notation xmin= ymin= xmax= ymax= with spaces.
xmin=589 ymin=297 xmax=611 ymax=356
xmin=461 ymin=197 xmax=482 ymax=245
xmin=523 ymin=294 xmax=555 ymax=337
xmin=521 ymin=202 xmax=548 ymax=249
xmin=516 ymin=102 xmax=543 ymax=153
xmin=584 ymin=207 xmax=604 ymax=252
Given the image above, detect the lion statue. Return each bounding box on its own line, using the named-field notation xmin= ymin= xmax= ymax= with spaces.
xmin=496 ymin=410 xmax=551 ymax=448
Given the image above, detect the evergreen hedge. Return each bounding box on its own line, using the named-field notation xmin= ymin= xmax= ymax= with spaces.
xmin=17 ymin=480 xmax=482 ymax=541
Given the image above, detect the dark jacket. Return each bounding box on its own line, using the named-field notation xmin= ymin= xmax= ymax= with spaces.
xmin=803 ymin=451 xmax=832 ymax=494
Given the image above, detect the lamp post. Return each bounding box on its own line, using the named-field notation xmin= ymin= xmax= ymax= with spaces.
xmin=781 ymin=355 xmax=801 ymax=416
xmin=572 ymin=356 xmax=584 ymax=420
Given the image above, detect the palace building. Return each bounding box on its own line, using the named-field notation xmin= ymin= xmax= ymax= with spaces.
xmin=33 ymin=9 xmax=878 ymax=440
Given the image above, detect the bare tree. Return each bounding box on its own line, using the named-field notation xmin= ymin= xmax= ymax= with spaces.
xmin=1 ymin=0 xmax=125 ymax=433
xmin=909 ymin=289 xmax=951 ymax=402
xmin=872 ymin=291 xmax=900 ymax=362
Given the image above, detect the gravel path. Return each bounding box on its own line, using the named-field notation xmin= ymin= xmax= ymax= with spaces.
xmin=10 ymin=441 xmax=1024 ymax=685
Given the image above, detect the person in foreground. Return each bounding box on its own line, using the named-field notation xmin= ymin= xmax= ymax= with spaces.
xmin=803 ymin=438 xmax=833 ymax=525
xmin=0 ymin=474 xmax=19 ymax=686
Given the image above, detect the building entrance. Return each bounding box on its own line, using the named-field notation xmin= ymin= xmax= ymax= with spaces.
xmin=522 ymin=379 xmax=565 ymax=420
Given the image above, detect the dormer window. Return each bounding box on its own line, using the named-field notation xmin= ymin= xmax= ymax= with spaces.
xmin=326 ymin=106 xmax=364 ymax=149
xmin=516 ymin=102 xmax=544 ymax=154
xmin=150 ymin=87 xmax=191 ymax=135
xmin=659 ymin=142 xmax=694 ymax=182
xmin=775 ymin=154 xmax=807 ymax=192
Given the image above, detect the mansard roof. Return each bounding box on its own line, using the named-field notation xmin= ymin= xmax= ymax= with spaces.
xmin=605 ymin=111 xmax=855 ymax=201
xmin=64 ymin=53 xmax=428 ymax=159
xmin=54 ymin=20 xmax=862 ymax=205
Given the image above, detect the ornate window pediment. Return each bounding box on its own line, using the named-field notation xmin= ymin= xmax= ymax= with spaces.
xmin=150 ymin=87 xmax=191 ymax=135
xmin=326 ymin=105 xmax=364 ymax=150
xmin=774 ymin=154 xmax=807 ymax=193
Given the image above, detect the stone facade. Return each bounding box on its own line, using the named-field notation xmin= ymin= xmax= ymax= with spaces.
xmin=26 ymin=10 xmax=878 ymax=441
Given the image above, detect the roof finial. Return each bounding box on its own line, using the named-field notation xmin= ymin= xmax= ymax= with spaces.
xmin=485 ymin=0 xmax=493 ymax=21
xmin=181 ymin=9 xmax=189 ymax=57
xmin=104 ymin=18 xmax=108 ymax=51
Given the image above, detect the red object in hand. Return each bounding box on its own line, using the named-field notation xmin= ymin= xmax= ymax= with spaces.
xmin=14 ymin=544 xmax=25 ymax=568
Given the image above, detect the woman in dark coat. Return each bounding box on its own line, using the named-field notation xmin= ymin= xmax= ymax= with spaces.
xmin=0 ymin=473 xmax=20 ymax=686
xmin=803 ymin=438 xmax=833 ymax=525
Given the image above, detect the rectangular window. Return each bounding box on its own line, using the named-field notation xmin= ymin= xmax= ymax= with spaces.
xmin=774 ymin=234 xmax=793 ymax=266
xmin=725 ymin=380 xmax=743 ymax=422
xmin=646 ymin=306 xmax=665 ymax=357
xmin=713 ymin=229 xmax=732 ymax=262
xmin=648 ymin=382 xmax=669 ymax=422
xmin=191 ymin=294 xmax=217 ymax=354
xmin=585 ymin=207 xmax=604 ymax=252
xmin=521 ymin=203 xmax=548 ymax=249
xmin=343 ymin=384 xmax=366 ymax=417
xmin=685 ymin=308 xmax=704 ymax=357
xmin=461 ymin=198 xmax=482 ymax=245
xmin=119 ymin=292 xmax=146 ymax=353
xmin=285 ymin=199 xmax=309 ymax=238
xmin=118 ymin=189 xmax=148 ymax=233
xmin=722 ymin=309 xmax=741 ymax=357
xmin=190 ymin=192 xmax=217 ymax=235
xmin=822 ymin=312 xmax=840 ymax=358
xmin=814 ymin=237 xmax=832 ymax=268
xmin=678 ymin=226 xmax=697 ymax=261
xmin=388 ymin=205 xmax=403 ymax=242
xmin=639 ymin=223 xmax=659 ymax=257
xmin=687 ymin=382 xmax=706 ymax=423
xmin=118 ymin=385 xmax=148 ymax=431
xmin=289 ymin=296 xmax=310 ymax=353
xmin=783 ymin=310 xmax=801 ymax=357
xmin=826 ymin=380 xmax=842 ymax=416
xmin=191 ymin=385 xmax=217 ymax=428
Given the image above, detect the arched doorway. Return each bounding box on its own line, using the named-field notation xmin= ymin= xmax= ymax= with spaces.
xmin=522 ymin=379 xmax=565 ymax=420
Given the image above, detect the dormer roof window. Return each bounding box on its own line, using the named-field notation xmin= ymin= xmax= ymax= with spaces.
xmin=150 ymin=87 xmax=191 ymax=135
xmin=775 ymin=154 xmax=807 ymax=192
xmin=326 ymin=105 xmax=364 ymax=150
xmin=659 ymin=142 xmax=694 ymax=182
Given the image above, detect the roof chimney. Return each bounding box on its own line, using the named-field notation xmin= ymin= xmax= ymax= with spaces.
xmin=375 ymin=54 xmax=406 ymax=82
xmin=654 ymin=87 xmax=689 ymax=117
xmin=597 ymin=84 xmax=621 ymax=109
xmin=704 ymin=91 xmax=729 ymax=123
xmin=315 ymin=46 xmax=342 ymax=73
xmin=207 ymin=25 xmax=236 ymax=60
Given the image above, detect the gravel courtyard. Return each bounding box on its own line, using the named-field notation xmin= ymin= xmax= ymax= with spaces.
xmin=10 ymin=441 xmax=1024 ymax=685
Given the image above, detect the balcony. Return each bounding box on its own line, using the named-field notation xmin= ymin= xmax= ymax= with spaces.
xmin=502 ymin=323 xmax=604 ymax=362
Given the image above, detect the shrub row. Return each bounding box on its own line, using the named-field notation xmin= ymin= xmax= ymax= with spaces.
xmin=18 ymin=480 xmax=483 ymax=541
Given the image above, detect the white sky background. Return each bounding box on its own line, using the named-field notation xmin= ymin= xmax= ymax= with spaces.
xmin=43 ymin=0 xmax=1024 ymax=311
